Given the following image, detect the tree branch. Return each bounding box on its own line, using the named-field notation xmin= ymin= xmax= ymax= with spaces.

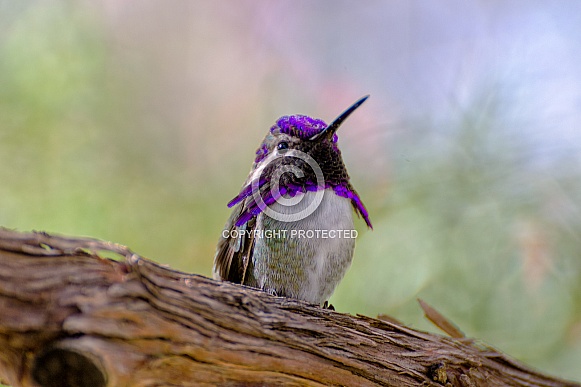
xmin=0 ymin=228 xmax=577 ymax=387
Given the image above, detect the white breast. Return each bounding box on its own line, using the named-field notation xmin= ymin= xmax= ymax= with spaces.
xmin=257 ymin=189 xmax=356 ymax=303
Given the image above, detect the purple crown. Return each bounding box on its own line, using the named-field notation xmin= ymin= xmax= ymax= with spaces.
xmin=255 ymin=115 xmax=339 ymax=164
xmin=273 ymin=115 xmax=338 ymax=143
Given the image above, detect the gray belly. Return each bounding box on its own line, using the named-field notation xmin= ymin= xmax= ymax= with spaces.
xmin=250 ymin=190 xmax=355 ymax=304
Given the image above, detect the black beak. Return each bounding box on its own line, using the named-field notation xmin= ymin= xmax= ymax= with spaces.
xmin=310 ymin=95 xmax=369 ymax=141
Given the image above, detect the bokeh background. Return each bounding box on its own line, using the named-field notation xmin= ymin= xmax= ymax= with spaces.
xmin=1 ymin=0 xmax=580 ymax=382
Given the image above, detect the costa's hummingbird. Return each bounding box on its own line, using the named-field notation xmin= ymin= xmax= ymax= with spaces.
xmin=214 ymin=96 xmax=372 ymax=305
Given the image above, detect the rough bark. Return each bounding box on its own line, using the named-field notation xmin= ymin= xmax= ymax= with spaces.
xmin=0 ymin=228 xmax=577 ymax=387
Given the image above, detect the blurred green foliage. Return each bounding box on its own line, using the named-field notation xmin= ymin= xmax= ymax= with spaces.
xmin=0 ymin=2 xmax=224 ymax=273
xmin=334 ymin=90 xmax=581 ymax=376
xmin=0 ymin=1 xmax=580 ymax=385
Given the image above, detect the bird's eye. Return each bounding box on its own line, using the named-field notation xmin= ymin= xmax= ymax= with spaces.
xmin=277 ymin=142 xmax=289 ymax=151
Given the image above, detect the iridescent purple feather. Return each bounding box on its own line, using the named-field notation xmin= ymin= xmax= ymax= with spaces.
xmin=229 ymin=114 xmax=372 ymax=228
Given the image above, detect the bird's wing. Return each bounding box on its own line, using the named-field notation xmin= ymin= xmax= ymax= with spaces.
xmin=214 ymin=164 xmax=287 ymax=284
xmin=213 ymin=203 xmax=257 ymax=285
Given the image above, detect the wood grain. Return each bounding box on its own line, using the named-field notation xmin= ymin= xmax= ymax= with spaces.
xmin=0 ymin=228 xmax=577 ymax=386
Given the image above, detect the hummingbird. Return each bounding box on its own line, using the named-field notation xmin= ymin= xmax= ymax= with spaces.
xmin=214 ymin=95 xmax=372 ymax=305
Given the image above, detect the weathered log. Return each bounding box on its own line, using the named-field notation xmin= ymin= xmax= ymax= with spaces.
xmin=0 ymin=228 xmax=577 ymax=387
